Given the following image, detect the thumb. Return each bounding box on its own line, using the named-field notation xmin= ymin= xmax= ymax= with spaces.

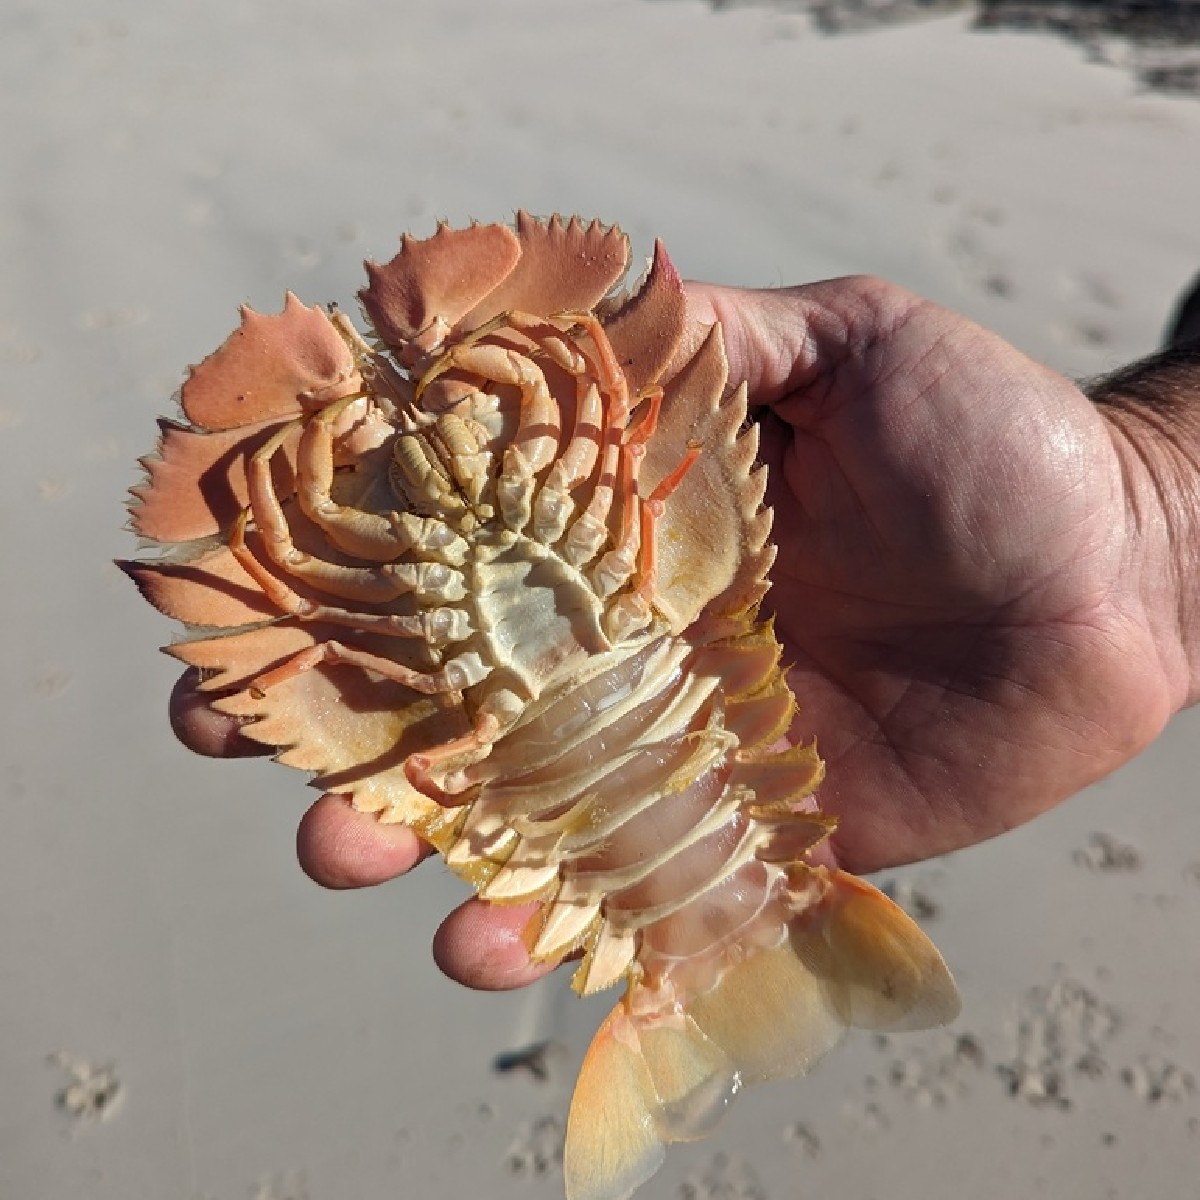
xmin=682 ymin=276 xmax=921 ymax=409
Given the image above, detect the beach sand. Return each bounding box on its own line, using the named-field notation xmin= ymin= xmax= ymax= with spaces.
xmin=2 ymin=2 xmax=1198 ymax=1197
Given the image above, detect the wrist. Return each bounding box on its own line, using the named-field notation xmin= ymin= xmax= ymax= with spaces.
xmin=1089 ymin=346 xmax=1200 ymax=710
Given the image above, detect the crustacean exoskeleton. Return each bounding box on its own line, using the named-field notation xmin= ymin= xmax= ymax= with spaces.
xmin=121 ymin=213 xmax=959 ymax=1200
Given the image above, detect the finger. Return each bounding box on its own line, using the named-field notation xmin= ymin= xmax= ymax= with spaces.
xmin=432 ymin=898 xmax=558 ymax=991
xmin=296 ymin=793 xmax=432 ymax=889
xmin=169 ymin=668 xmax=268 ymax=758
xmin=684 ymin=276 xmax=921 ymax=410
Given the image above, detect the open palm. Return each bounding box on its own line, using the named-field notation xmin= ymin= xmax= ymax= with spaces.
xmin=697 ymin=276 xmax=1178 ymax=873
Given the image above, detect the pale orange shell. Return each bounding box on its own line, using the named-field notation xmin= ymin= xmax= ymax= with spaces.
xmin=122 ymin=214 xmax=957 ymax=1200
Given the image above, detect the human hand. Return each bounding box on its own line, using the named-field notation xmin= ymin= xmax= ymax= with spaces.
xmin=688 ymin=276 xmax=1196 ymax=874
xmin=171 ymin=275 xmax=1200 ymax=987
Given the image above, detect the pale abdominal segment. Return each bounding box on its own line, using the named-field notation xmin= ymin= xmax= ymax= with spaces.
xmin=122 ymin=214 xmax=960 ymax=1200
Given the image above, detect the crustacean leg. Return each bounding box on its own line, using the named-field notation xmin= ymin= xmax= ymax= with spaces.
xmin=538 ymin=307 xmax=699 ymax=632
xmin=416 ymin=320 xmax=565 ymax=533
xmin=402 ymin=707 xmax=504 ymax=801
xmin=500 ymin=309 xmax=654 ymax=557
xmin=472 ymin=311 xmax=608 ymax=548
xmin=561 ymin=311 xmax=632 ymax=425
xmin=239 ymin=421 xmax=469 ymax=606
xmin=416 ymin=309 xmax=588 ymax=396
xmin=625 ymin=387 xmax=664 ymax=446
xmin=296 ymin=394 xmax=469 ymax=565
xmin=555 ymin=312 xmax=634 ymax=569
xmin=228 ymin=409 xmax=481 ymax=707
xmin=531 ymin=378 xmax=602 ymax=545
xmin=588 ymin=385 xmax=665 ymax=599
xmin=228 ymin=509 xmax=472 ymax=646
xmin=328 ymin=307 xmax=412 ymax=413
xmin=591 ymin=441 xmax=644 ymax=599
xmin=229 ymin=500 xmax=487 ymax=706
xmin=244 ymin=638 xmax=490 ymax=701
xmin=603 ymin=441 xmax=701 ymax=642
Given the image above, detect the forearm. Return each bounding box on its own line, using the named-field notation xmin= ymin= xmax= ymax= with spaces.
xmin=1087 ymin=342 xmax=1200 ymax=710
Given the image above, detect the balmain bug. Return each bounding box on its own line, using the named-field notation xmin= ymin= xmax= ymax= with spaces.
xmin=122 ymin=214 xmax=958 ymax=1200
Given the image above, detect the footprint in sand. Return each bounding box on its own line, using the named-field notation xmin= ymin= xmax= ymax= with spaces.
xmin=252 ymin=1171 xmax=309 ymax=1200
xmin=942 ymin=220 xmax=1015 ymax=301
xmin=1072 ymin=831 xmax=1142 ymax=873
xmin=883 ymin=873 xmax=943 ymax=922
xmin=1120 ymin=1054 xmax=1197 ymax=1107
xmin=1052 ymin=270 xmax=1123 ymax=349
xmin=678 ymin=1150 xmax=767 ymax=1200
xmin=782 ymin=1120 xmax=821 ymax=1158
xmin=504 ymin=1113 xmax=564 ymax=1178
xmin=48 ymin=1052 xmax=123 ymax=1131
xmin=995 ymin=971 xmax=1122 ymax=1109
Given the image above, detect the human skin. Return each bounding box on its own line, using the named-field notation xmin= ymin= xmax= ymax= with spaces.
xmin=170 ymin=275 xmax=1200 ymax=990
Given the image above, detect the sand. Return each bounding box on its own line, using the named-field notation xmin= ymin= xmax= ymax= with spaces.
xmin=2 ymin=2 xmax=1198 ymax=1198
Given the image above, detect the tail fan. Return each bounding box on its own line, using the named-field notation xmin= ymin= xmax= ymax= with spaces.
xmin=563 ymin=869 xmax=959 ymax=1200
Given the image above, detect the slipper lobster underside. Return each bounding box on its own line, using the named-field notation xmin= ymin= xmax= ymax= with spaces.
xmin=121 ymin=214 xmax=958 ymax=1200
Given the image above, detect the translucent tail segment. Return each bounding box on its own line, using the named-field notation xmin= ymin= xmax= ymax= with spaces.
xmin=564 ymin=869 xmax=959 ymax=1200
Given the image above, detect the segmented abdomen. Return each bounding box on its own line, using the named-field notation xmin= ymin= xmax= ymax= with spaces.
xmin=448 ymin=621 xmax=825 ymax=1005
